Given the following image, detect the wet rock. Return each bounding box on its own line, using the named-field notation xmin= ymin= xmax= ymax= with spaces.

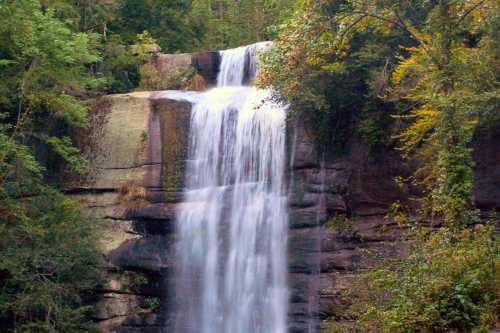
xmin=153 ymin=53 xmax=192 ymax=76
xmin=473 ymin=125 xmax=500 ymax=211
xmin=325 ymin=192 xmax=347 ymax=213
xmin=96 ymin=293 xmax=140 ymax=320
xmin=288 ymin=119 xmax=319 ymax=169
xmin=352 ymin=216 xmax=408 ymax=242
xmin=347 ymin=141 xmax=413 ymax=216
xmin=108 ymin=235 xmax=174 ymax=273
xmin=150 ymin=51 xmax=220 ymax=86
xmin=289 ymin=206 xmax=327 ymax=229
xmin=192 ymin=51 xmax=220 ymax=84
xmin=321 ymin=249 xmax=361 ymax=272
xmin=289 ymin=191 xmax=322 ymax=208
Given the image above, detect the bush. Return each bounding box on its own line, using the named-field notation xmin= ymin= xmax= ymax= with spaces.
xmin=138 ymin=63 xmax=198 ymax=91
xmin=343 ymin=226 xmax=499 ymax=333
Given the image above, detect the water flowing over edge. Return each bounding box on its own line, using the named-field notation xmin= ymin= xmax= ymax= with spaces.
xmin=217 ymin=41 xmax=272 ymax=87
xmin=173 ymin=42 xmax=289 ymax=333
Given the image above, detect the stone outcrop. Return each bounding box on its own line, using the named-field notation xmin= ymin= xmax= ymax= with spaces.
xmin=286 ymin=120 xmax=413 ymax=332
xmin=286 ymin=120 xmax=500 ymax=332
xmin=69 ymin=57 xmax=500 ymax=333
xmin=473 ymin=125 xmax=500 ymax=213
xmin=152 ymin=51 xmax=220 ymax=86
xmin=69 ymin=92 xmax=192 ymax=332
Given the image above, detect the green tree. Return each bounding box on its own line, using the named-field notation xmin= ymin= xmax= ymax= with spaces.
xmin=337 ymin=0 xmax=500 ymax=222
xmin=0 ymin=0 xmax=102 ymax=171
xmin=260 ymin=0 xmax=500 ymax=223
xmin=0 ymin=187 xmax=102 ymax=332
xmin=0 ymin=1 xmax=104 ymax=331
xmin=190 ymin=0 xmax=297 ymax=50
xmin=113 ymin=0 xmax=203 ymax=52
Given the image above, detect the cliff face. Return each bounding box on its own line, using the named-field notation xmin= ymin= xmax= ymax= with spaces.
xmin=68 ymin=54 xmax=500 ymax=333
xmin=68 ymin=91 xmax=193 ymax=332
xmin=288 ymin=122 xmax=500 ymax=332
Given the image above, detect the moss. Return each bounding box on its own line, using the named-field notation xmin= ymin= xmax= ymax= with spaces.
xmin=137 ymin=296 xmax=161 ymax=315
xmin=325 ymin=214 xmax=361 ymax=241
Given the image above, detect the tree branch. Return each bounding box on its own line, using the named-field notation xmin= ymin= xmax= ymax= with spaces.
xmin=456 ymin=0 xmax=488 ymax=26
xmin=337 ymin=16 xmax=366 ymax=49
xmin=349 ymin=10 xmax=434 ymax=61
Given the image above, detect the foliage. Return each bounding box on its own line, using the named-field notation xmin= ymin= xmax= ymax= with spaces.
xmin=263 ymin=5 xmax=500 ymax=330
xmin=139 ymin=64 xmax=197 ymax=91
xmin=110 ymin=0 xmax=296 ymax=52
xmin=260 ymin=0 xmax=500 ymax=222
xmin=0 ymin=0 xmax=498 ymax=332
xmin=0 ymin=0 xmax=102 ymax=176
xmin=344 ymin=226 xmax=499 ymax=333
xmin=0 ymin=2 xmax=293 ymax=328
xmin=142 ymin=297 xmax=160 ymax=313
xmin=0 ymin=121 xmax=101 ymax=332
xmin=0 ymin=1 xmax=104 ymax=331
xmin=112 ymin=0 xmax=203 ymax=53
xmin=325 ymin=214 xmax=360 ymax=241
xmin=0 ymin=188 xmax=102 ymax=332
xmin=367 ymin=0 xmax=500 ymax=222
xmin=99 ymin=33 xmax=154 ymax=93
xmin=259 ymin=0 xmax=405 ymax=150
xmin=189 ymin=0 xmax=297 ymax=50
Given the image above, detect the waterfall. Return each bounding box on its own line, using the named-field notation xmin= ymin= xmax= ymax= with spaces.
xmin=216 ymin=41 xmax=272 ymax=87
xmin=175 ymin=43 xmax=288 ymax=333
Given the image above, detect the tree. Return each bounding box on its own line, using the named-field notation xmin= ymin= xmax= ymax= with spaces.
xmin=337 ymin=0 xmax=500 ymax=223
xmin=262 ymin=3 xmax=500 ymax=331
xmin=0 ymin=0 xmax=102 ymax=174
xmin=0 ymin=187 xmax=102 ymax=332
xmin=112 ymin=0 xmax=203 ymax=52
xmin=189 ymin=0 xmax=297 ymax=50
xmin=260 ymin=0 xmax=500 ymax=223
xmin=343 ymin=226 xmax=499 ymax=333
xmin=0 ymin=1 xmax=104 ymax=331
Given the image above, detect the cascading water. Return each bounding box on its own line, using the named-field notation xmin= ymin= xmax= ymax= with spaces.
xmin=216 ymin=42 xmax=271 ymax=87
xmin=174 ymin=42 xmax=288 ymax=333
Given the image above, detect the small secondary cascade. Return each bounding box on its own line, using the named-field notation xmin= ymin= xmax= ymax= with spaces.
xmin=175 ymin=42 xmax=288 ymax=333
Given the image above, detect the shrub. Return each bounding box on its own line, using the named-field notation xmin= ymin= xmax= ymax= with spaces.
xmin=138 ymin=63 xmax=197 ymax=91
xmin=343 ymin=226 xmax=499 ymax=333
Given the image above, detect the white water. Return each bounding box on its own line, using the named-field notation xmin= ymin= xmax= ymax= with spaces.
xmin=216 ymin=41 xmax=272 ymax=87
xmin=175 ymin=43 xmax=288 ymax=333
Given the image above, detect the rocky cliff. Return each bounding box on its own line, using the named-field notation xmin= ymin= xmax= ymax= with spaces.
xmin=67 ymin=52 xmax=500 ymax=333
